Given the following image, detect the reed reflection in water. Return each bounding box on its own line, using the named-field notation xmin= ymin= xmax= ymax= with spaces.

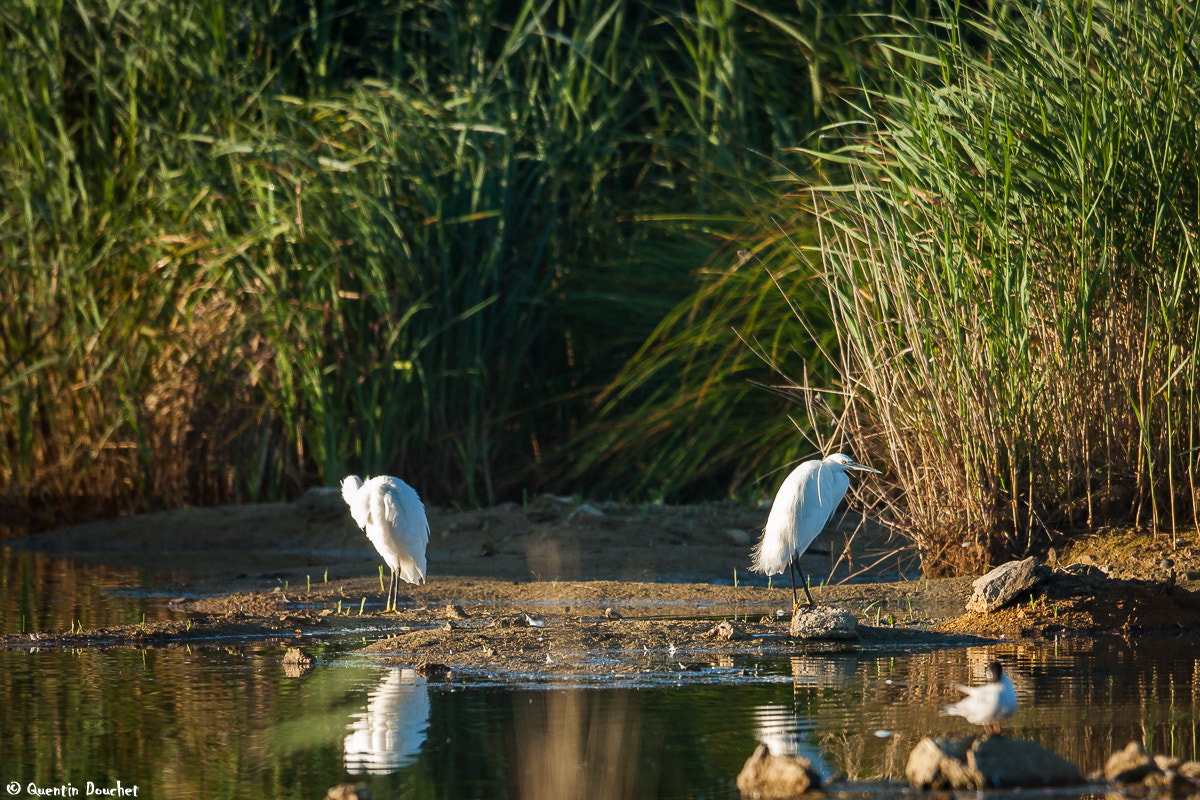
xmin=509 ymin=689 xmax=644 ymax=800
xmin=343 ymin=668 xmax=430 ymax=774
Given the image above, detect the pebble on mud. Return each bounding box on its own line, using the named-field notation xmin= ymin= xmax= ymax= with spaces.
xmin=414 ymin=660 xmax=452 ymax=679
xmin=603 ymin=607 xmax=622 ymax=620
xmin=736 ymin=743 xmax=821 ymax=799
xmin=705 ymin=620 xmax=744 ymax=640
xmin=788 ymin=605 xmax=858 ymax=640
xmin=325 ymin=783 xmax=371 ymax=800
xmin=566 ymin=503 xmax=607 ymax=526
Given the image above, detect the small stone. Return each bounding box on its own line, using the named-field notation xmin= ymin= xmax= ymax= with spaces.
xmin=789 ymin=605 xmax=858 ymax=640
xmin=705 ymin=620 xmax=744 ymax=640
xmin=966 ymin=557 xmax=1049 ymax=613
xmin=1105 ymin=741 xmax=1160 ymax=784
xmin=282 ymin=647 xmax=314 ymax=677
xmin=1154 ymin=754 xmax=1182 ymax=772
xmin=445 ymin=604 xmax=468 ymax=620
xmin=566 ymin=503 xmax=607 ymax=526
xmin=1143 ymin=770 xmax=1191 ymax=797
xmin=283 ymin=647 xmax=313 ymax=665
xmin=325 ymin=783 xmax=372 ymax=800
xmin=736 ymin=743 xmax=821 ymax=798
xmin=603 ymin=607 xmax=622 ymax=620
xmin=415 ymin=661 xmax=451 ymax=679
xmin=906 ymin=737 xmax=977 ymax=790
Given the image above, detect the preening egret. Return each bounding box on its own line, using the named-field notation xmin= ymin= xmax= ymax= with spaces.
xmin=751 ymin=453 xmax=880 ymax=606
xmin=341 ymin=475 xmax=430 ymax=613
xmin=942 ymin=660 xmax=1018 ymax=734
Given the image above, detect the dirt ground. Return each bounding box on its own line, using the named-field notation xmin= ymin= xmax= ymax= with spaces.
xmin=5 ymin=490 xmax=1200 ymax=677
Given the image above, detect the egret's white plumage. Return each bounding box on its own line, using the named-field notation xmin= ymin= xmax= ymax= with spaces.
xmin=942 ymin=660 xmax=1018 ymax=733
xmin=341 ymin=475 xmax=430 ymax=612
xmin=751 ymin=453 xmax=880 ymax=605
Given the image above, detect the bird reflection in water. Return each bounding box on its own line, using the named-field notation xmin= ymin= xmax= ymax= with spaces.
xmin=751 ymin=656 xmax=854 ymax=778
xmin=344 ymin=668 xmax=431 ymax=774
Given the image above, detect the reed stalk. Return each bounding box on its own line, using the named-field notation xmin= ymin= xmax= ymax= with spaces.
xmin=797 ymin=0 xmax=1200 ymax=572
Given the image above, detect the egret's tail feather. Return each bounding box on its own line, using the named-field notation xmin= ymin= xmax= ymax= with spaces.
xmin=751 ymin=521 xmax=793 ymax=576
xmin=397 ymin=554 xmax=427 ymax=586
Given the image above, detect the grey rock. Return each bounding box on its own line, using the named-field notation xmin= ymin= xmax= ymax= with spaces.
xmin=966 ymin=557 xmax=1050 ymax=613
xmin=906 ymin=737 xmax=977 ymax=790
xmin=907 ymin=736 xmax=1082 ymax=790
xmin=1105 ymin=741 xmax=1161 ymax=784
xmin=789 ymin=605 xmax=858 ymax=640
xmin=325 ymin=783 xmax=372 ymax=800
xmin=971 ymin=736 xmax=1083 ymax=787
xmin=737 ymin=743 xmax=821 ymax=798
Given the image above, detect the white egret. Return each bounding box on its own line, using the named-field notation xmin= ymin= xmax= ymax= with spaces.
xmin=751 ymin=453 xmax=880 ymax=606
xmin=341 ymin=475 xmax=430 ymax=613
xmin=942 ymin=660 xmax=1018 ymax=734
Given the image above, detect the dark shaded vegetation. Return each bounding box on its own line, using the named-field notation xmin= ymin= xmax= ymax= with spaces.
xmin=0 ymin=0 xmax=906 ymax=527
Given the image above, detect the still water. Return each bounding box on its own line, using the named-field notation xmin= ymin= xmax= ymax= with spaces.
xmin=2 ymin=551 xmax=1199 ymax=799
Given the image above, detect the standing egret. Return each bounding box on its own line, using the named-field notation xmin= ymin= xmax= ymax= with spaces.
xmin=942 ymin=660 xmax=1018 ymax=734
xmin=341 ymin=475 xmax=430 ymax=613
xmin=751 ymin=453 xmax=880 ymax=606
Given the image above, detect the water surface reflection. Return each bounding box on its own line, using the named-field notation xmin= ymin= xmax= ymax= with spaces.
xmin=2 ymin=637 xmax=1200 ymax=798
xmin=0 ymin=547 xmax=179 ymax=635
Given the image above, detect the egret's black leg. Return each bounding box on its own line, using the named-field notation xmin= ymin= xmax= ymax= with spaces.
xmin=387 ymin=570 xmax=397 ymax=613
xmin=788 ymin=561 xmax=799 ymax=607
xmin=795 ymin=564 xmax=816 ymax=605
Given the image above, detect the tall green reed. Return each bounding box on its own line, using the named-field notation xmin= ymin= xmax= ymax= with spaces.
xmin=569 ymin=0 xmax=927 ymax=501
xmin=3 ymin=0 xmax=885 ymax=523
xmin=797 ymin=0 xmax=1200 ymax=571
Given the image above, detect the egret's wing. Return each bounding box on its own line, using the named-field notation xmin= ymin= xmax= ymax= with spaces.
xmin=754 ymin=461 xmax=818 ymax=574
xmin=380 ymin=478 xmax=430 ymax=584
xmin=789 ymin=461 xmax=849 ymax=555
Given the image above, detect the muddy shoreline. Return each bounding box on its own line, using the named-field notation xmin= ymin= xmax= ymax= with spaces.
xmin=5 ymin=494 xmax=1200 ymax=678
